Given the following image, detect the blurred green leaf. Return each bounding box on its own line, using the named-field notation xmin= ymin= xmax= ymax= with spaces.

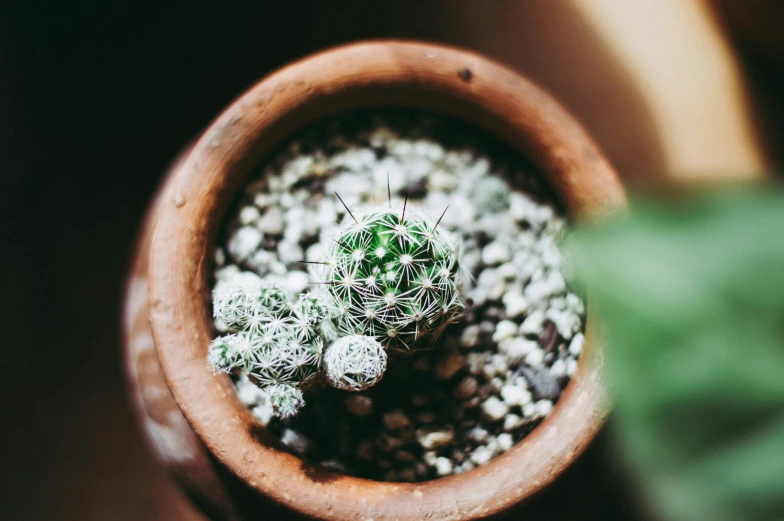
xmin=567 ymin=187 xmax=784 ymax=521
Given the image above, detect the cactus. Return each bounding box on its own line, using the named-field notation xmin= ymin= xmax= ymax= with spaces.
xmin=319 ymin=203 xmax=464 ymax=350
xmin=322 ymin=335 xmax=388 ymax=391
xmin=266 ymin=383 xmax=305 ymax=419
xmin=208 ymin=279 xmax=327 ymax=418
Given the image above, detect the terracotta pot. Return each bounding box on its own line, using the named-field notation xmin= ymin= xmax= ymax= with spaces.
xmin=123 ymin=40 xmax=625 ymax=521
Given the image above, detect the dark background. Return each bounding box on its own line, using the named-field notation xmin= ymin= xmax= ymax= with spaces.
xmin=2 ymin=2 xmax=782 ymax=520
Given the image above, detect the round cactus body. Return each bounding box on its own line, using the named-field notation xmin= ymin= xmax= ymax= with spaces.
xmin=323 ymin=335 xmax=387 ymax=391
xmin=322 ymin=208 xmax=463 ymax=350
xmin=266 ymin=383 xmax=305 ymax=419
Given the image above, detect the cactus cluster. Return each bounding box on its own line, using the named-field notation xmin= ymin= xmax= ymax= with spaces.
xmin=320 ymin=206 xmax=464 ymax=350
xmin=209 ymin=279 xmax=327 ymax=417
xmin=209 ymin=195 xmax=464 ymax=418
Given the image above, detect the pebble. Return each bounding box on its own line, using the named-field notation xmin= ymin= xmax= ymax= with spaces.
xmin=435 ymin=352 xmax=465 ymax=380
xmin=467 ymin=426 xmax=489 ymax=443
xmin=496 ymin=433 xmax=514 ymax=452
xmin=534 ymin=400 xmax=553 ymax=417
xmin=525 ymin=348 xmax=545 ymax=367
xmin=277 ymin=240 xmax=304 ymax=266
xmin=519 ymin=310 xmax=546 ymax=337
xmin=481 ymin=396 xmax=509 ymax=422
xmin=454 ymin=376 xmax=479 ymax=399
xmin=503 ymin=413 xmax=523 ymax=432
xmin=434 ymin=457 xmax=453 ymax=476
xmin=416 ymin=427 xmax=455 ymax=450
xmin=239 ymin=205 xmax=261 ymax=225
xmin=383 ymin=409 xmax=411 ymax=430
xmin=470 ymin=446 xmax=494 ymax=466
xmin=492 ymin=320 xmax=518 ymax=343
xmin=481 ymin=241 xmax=511 ymax=266
xmin=500 ymin=385 xmax=532 ymax=407
xmin=345 ymin=394 xmax=373 ymax=416
xmin=227 ymin=226 xmax=263 ymax=263
xmin=569 ymin=333 xmax=585 ymax=356
xmin=280 ymin=428 xmax=312 ymax=456
xmin=256 ymin=206 xmax=285 ymax=235
xmin=499 ymin=337 xmax=537 ymax=362
xmin=285 ymin=270 xmax=309 ymax=295
xmin=459 ymin=325 xmax=480 ymax=349
xmin=503 ymin=291 xmax=530 ymax=319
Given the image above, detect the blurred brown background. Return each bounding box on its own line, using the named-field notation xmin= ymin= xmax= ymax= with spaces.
xmin=1 ymin=1 xmax=782 ymax=520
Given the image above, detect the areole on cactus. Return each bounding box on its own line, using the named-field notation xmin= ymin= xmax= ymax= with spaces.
xmin=207 ymin=192 xmax=464 ymax=418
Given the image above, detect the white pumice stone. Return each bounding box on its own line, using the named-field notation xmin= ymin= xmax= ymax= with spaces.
xmin=550 ymin=359 xmax=567 ymax=378
xmin=467 ymin=426 xmax=489 ymax=443
xmin=470 ymin=446 xmax=494 ymax=465
xmin=569 ymin=332 xmax=585 ymax=356
xmin=496 ymin=433 xmax=514 ymax=452
xmin=566 ymin=359 xmax=579 ymax=376
xmin=252 ymin=403 xmax=274 ymax=426
xmin=504 ymin=292 xmax=530 ymax=319
xmin=481 ymin=396 xmax=509 ymax=422
xmin=500 ymin=385 xmax=532 ymax=407
xmin=239 ymin=205 xmax=261 ymax=225
xmin=499 ymin=337 xmax=538 ymax=362
xmin=525 ymin=348 xmax=545 ymax=367
xmin=214 ymin=247 xmax=226 ymax=267
xmin=459 ymin=324 xmax=481 ymax=349
xmin=492 ymin=320 xmax=518 ymax=343
xmin=416 ymin=427 xmax=455 ymax=450
xmin=546 ymin=309 xmax=581 ymax=340
xmin=276 ymin=240 xmax=303 ymax=266
xmin=498 ymin=262 xmax=518 ymax=280
xmin=227 ymin=226 xmax=263 ymax=263
xmin=503 ymin=414 xmax=523 ymax=432
xmin=481 ymin=241 xmax=511 ymax=266
xmin=519 ymin=309 xmax=546 ymax=336
xmin=534 ymin=400 xmax=553 ymax=417
xmin=423 ymin=450 xmax=438 ymax=467
xmin=434 ymin=457 xmax=454 ymax=477
xmin=280 ymin=428 xmax=312 ymax=456
xmin=256 ymin=206 xmax=285 ymax=235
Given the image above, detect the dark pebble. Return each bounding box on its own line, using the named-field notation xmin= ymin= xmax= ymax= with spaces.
xmin=539 ymin=320 xmax=559 ymax=352
xmin=517 ymin=366 xmax=560 ymax=401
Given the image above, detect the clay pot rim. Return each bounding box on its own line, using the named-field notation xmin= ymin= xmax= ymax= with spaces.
xmin=147 ymin=40 xmax=625 ymax=521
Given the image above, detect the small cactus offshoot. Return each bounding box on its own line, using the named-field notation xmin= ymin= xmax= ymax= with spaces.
xmin=209 ymin=279 xmax=328 ymax=417
xmin=266 ymin=383 xmax=305 ymax=419
xmin=323 ymin=335 xmax=388 ymax=392
xmin=320 ymin=199 xmax=464 ymax=350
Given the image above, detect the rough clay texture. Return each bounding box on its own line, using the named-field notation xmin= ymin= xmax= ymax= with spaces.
xmin=212 ymin=111 xmax=585 ymax=481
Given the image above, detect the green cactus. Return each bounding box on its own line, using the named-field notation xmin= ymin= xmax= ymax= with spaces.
xmin=319 ymin=204 xmax=464 ymax=350
xmin=266 ymin=383 xmax=305 ymax=419
xmin=208 ymin=279 xmax=326 ymax=418
xmin=323 ymin=335 xmax=388 ymax=392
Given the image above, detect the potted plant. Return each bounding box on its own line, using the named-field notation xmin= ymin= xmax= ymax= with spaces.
xmin=123 ymin=40 xmax=625 ymax=520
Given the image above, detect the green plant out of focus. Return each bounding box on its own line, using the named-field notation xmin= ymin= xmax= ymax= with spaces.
xmin=567 ymin=186 xmax=784 ymax=521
